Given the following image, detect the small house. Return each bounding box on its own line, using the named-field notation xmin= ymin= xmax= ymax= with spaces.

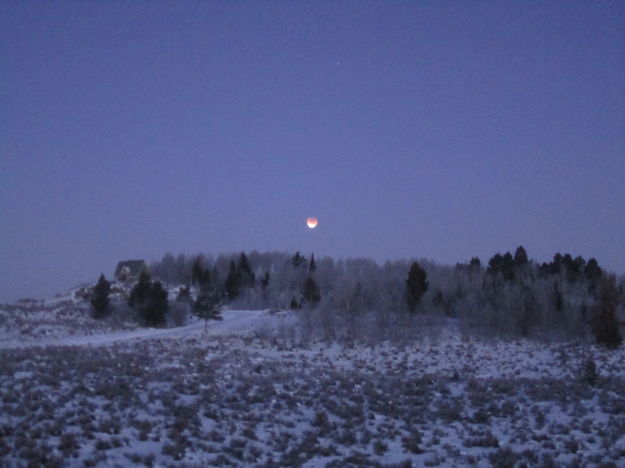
xmin=114 ymin=260 xmax=148 ymax=282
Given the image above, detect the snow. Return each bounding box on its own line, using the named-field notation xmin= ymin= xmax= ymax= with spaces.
xmin=46 ymin=309 xmax=269 ymax=348
xmin=1 ymin=300 xmax=624 ymax=466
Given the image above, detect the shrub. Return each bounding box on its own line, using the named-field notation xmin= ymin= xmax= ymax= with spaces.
xmin=581 ymin=357 xmax=599 ymax=386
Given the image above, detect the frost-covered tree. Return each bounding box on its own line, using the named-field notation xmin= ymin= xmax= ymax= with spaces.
xmin=405 ymin=261 xmax=428 ymax=313
xmin=145 ymin=247 xmax=614 ymax=341
xmin=91 ymin=274 xmax=111 ymax=319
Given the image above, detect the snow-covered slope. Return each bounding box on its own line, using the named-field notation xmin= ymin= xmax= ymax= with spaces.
xmin=46 ymin=309 xmax=270 ymax=347
xmin=2 ymin=288 xmax=625 ymax=467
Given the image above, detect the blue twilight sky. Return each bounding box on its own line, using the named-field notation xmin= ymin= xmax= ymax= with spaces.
xmin=1 ymin=1 xmax=624 ymax=302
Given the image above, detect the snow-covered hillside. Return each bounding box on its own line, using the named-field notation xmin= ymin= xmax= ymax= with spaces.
xmin=0 ymin=281 xmax=205 ymax=347
xmin=1 ymin=291 xmax=625 ymax=467
xmin=0 ymin=284 xmax=133 ymax=346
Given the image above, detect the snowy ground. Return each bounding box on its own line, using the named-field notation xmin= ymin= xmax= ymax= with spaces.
xmin=1 ymin=302 xmax=625 ymax=467
xmin=0 ymin=309 xmax=269 ymax=349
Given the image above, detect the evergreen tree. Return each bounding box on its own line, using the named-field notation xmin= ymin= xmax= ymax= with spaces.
xmin=309 ymin=254 xmax=317 ymax=273
xmin=191 ymin=257 xmax=204 ymax=286
xmin=91 ymin=274 xmax=111 ymax=318
xmin=513 ymin=246 xmax=528 ymax=267
xmin=128 ymin=270 xmax=151 ymax=308
xmin=141 ymin=281 xmax=168 ymax=326
xmin=225 ymin=260 xmax=241 ymax=300
xmin=571 ymin=256 xmax=586 ymax=282
xmin=261 ymin=272 xmax=270 ymax=290
xmin=128 ymin=272 xmax=168 ymax=326
xmin=202 ymin=268 xmax=211 ymax=287
xmin=585 ymin=258 xmax=603 ymax=294
xmin=592 ymin=275 xmax=622 ymax=348
xmin=291 ymin=251 xmax=306 ymax=268
xmin=487 ymin=253 xmax=503 ymax=275
xmin=210 ymin=266 xmax=221 ymax=293
xmin=194 ymin=282 xmax=223 ymax=333
xmin=302 ymin=277 xmax=321 ymax=307
xmin=501 ymin=252 xmax=515 ymax=281
xmin=237 ymin=252 xmax=255 ymax=288
xmin=469 ymin=257 xmax=481 ymax=271
xmin=552 ymin=253 xmax=563 ymax=274
xmin=405 ymin=261 xmax=428 ymax=313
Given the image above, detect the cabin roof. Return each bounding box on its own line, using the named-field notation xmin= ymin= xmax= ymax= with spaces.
xmin=114 ymin=260 xmax=147 ymax=277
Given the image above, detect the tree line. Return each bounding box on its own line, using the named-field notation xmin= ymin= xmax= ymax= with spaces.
xmin=90 ymin=247 xmax=623 ymax=346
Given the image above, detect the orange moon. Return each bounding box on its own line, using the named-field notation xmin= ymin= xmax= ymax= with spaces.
xmin=306 ymin=217 xmax=318 ymax=229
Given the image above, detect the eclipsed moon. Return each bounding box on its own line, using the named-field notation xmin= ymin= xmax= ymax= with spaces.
xmin=306 ymin=217 xmax=318 ymax=229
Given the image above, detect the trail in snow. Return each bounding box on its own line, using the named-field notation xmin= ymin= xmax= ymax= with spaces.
xmin=1 ymin=309 xmax=270 ymax=349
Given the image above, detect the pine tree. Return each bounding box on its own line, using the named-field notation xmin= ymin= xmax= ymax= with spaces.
xmin=501 ymin=252 xmax=515 ymax=281
xmin=237 ymin=252 xmax=255 ymax=288
xmin=291 ymin=251 xmax=306 ymax=268
xmin=309 ymin=254 xmax=317 ymax=273
xmin=552 ymin=253 xmax=563 ymax=274
xmin=592 ymin=275 xmax=622 ymax=348
xmin=141 ymin=281 xmax=168 ymax=326
xmin=225 ymin=260 xmax=241 ymax=301
xmin=261 ymin=272 xmax=270 ymax=290
xmin=128 ymin=270 xmax=151 ymax=308
xmin=513 ymin=246 xmax=528 ymax=267
xmin=128 ymin=272 xmax=168 ymax=326
xmin=469 ymin=257 xmax=481 ymax=272
xmin=91 ymin=274 xmax=111 ymax=318
xmin=570 ymin=256 xmax=586 ymax=282
xmin=584 ymin=258 xmax=603 ymax=294
xmin=405 ymin=261 xmax=428 ymax=313
xmin=191 ymin=257 xmax=204 ymax=286
xmin=302 ymin=277 xmax=321 ymax=307
xmin=487 ymin=253 xmax=503 ymax=275
xmin=194 ymin=283 xmax=223 ymax=333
